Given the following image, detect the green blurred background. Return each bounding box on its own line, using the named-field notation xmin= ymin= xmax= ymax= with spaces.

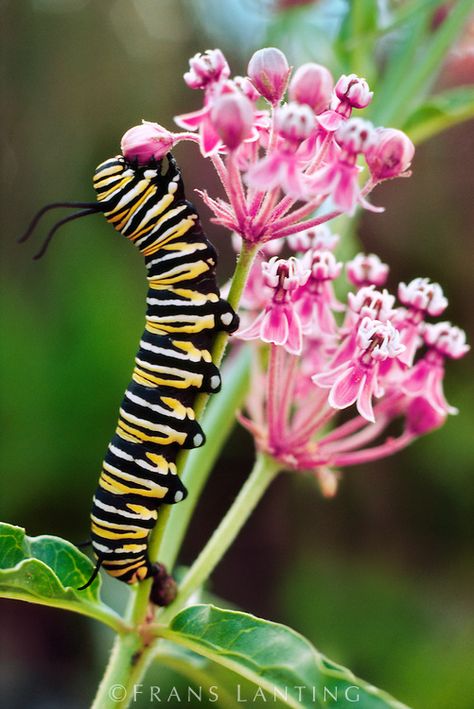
xmin=1 ymin=1 xmax=473 ymax=707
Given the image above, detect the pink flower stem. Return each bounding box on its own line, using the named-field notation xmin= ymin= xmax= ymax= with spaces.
xmin=275 ymin=352 xmax=298 ymax=440
xmin=266 ymin=195 xmax=326 ymax=235
xmin=331 ymin=432 xmax=414 ymax=467
xmin=226 ymin=153 xmax=248 ymax=231
xmin=319 ymin=396 xmax=401 ymax=445
xmin=210 ymin=153 xmax=231 ymax=197
xmin=305 ymin=132 xmax=333 ymax=175
xmin=267 ymin=344 xmax=284 ymax=442
xmin=253 ymin=187 xmax=282 ymax=234
xmin=320 ymin=415 xmax=389 ymax=455
xmin=268 ymin=209 xmax=341 ymax=240
xmin=268 ymin=194 xmax=297 ymax=222
xmin=287 ymin=403 xmax=335 ymax=449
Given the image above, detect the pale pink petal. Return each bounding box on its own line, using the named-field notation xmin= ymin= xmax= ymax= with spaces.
xmin=260 ymin=306 xmax=289 ymax=346
xmin=356 ymin=368 xmax=376 ymax=422
xmin=333 ymin=163 xmax=360 ymax=213
xmin=317 ymin=110 xmax=344 ymax=132
xmin=328 ymin=365 xmax=365 ymax=409
xmin=200 ymin=116 xmax=223 ymax=156
xmin=174 ymin=107 xmax=209 ymax=130
xmin=429 ymin=367 xmax=458 ymax=415
xmin=285 ymin=309 xmax=303 ymax=355
xmin=312 ymin=361 xmax=350 ymax=388
xmin=281 ymin=159 xmax=307 ymax=198
xmin=246 ymin=153 xmax=281 ymax=191
xmin=238 ymin=311 xmax=266 ymax=340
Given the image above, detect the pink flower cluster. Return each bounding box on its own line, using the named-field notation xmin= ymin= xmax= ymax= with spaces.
xmin=121 ymin=47 xmax=414 ymax=244
xmin=237 ymin=232 xmax=468 ymax=494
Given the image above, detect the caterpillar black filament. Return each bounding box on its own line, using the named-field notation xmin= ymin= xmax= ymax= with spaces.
xmin=21 ymin=149 xmax=239 ymax=603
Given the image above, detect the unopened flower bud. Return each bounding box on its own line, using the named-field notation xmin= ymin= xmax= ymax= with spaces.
xmin=347 ymin=253 xmax=389 ymax=287
xmin=120 ymin=122 xmax=175 ymax=164
xmin=184 ymin=49 xmax=230 ymax=90
xmin=288 ymin=225 xmax=339 ymax=253
xmin=275 ymin=102 xmax=316 ymax=144
xmin=210 ymin=93 xmax=254 ymax=151
xmin=335 ymin=73 xmax=373 ymax=109
xmin=366 ymin=128 xmax=415 ymax=180
xmin=398 ymin=278 xmax=447 ymax=316
xmin=335 ymin=117 xmax=376 ymax=154
xmin=247 ymin=47 xmax=290 ymax=106
xmin=288 ymin=62 xmax=333 ymax=113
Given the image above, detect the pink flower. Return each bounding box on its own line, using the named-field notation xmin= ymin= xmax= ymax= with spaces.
xmin=288 ymin=224 xmax=339 ymax=253
xmin=402 ymin=322 xmax=468 ymax=416
xmin=334 ymin=73 xmax=373 ymax=111
xmin=365 ymin=128 xmax=415 ymax=180
xmin=238 ymin=257 xmax=310 ymax=355
xmin=120 ymin=122 xmax=175 ymax=164
xmin=295 ymin=249 xmax=343 ymax=335
xmin=247 ymin=47 xmax=290 ymax=106
xmin=307 ymin=118 xmax=377 ymax=214
xmin=184 ymin=49 xmax=230 ymax=90
xmin=398 ymin=277 xmax=448 ymax=317
xmin=288 ymin=62 xmax=333 ymax=113
xmin=210 ymin=93 xmax=255 ymax=151
xmin=313 ymin=317 xmax=405 ymax=422
xmin=346 ymin=253 xmax=389 ymax=287
xmin=246 ymin=102 xmax=316 ymax=198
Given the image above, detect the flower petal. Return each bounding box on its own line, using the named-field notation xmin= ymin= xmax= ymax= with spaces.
xmin=328 ymin=364 xmax=365 ymax=409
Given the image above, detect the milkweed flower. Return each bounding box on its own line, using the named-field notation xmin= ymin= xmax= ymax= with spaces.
xmin=168 ymin=47 xmax=414 ymax=245
xmin=236 ymin=241 xmax=468 ymax=494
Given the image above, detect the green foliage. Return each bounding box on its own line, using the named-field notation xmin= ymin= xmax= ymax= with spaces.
xmin=160 ymin=604 xmax=408 ymax=708
xmin=0 ymin=523 xmax=125 ymax=632
xmin=402 ymin=86 xmax=474 ymax=143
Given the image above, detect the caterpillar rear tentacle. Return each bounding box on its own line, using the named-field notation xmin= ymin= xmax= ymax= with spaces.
xmin=24 ymin=150 xmax=239 ymax=604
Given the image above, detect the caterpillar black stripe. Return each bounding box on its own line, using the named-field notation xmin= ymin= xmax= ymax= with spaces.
xmin=20 ymin=151 xmax=239 ymax=604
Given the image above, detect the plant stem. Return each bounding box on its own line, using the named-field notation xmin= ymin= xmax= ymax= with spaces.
xmin=158 ymin=346 xmax=251 ymax=570
xmin=158 ymin=452 xmax=281 ymax=624
xmin=91 ymin=630 xmax=148 ymax=709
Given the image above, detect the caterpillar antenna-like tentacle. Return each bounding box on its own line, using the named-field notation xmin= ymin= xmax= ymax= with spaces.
xmin=18 ymin=201 xmax=101 ymax=244
xmin=33 ymin=209 xmax=98 ymax=260
xmin=77 ymin=557 xmax=102 ymax=590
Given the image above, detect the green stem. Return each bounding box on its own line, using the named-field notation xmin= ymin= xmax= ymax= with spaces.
xmin=91 ymin=630 xmax=149 ymax=709
xmin=158 ymin=346 xmax=251 ymax=570
xmin=158 ymin=452 xmax=281 ymax=625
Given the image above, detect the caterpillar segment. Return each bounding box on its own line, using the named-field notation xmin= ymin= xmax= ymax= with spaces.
xmin=85 ymin=152 xmax=238 ymax=599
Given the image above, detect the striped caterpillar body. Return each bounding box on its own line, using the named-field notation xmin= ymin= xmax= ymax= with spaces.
xmin=22 ymin=152 xmax=239 ymax=603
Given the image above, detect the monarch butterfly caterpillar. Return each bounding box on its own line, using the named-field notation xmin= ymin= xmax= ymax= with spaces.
xmin=20 ymin=140 xmax=239 ymax=605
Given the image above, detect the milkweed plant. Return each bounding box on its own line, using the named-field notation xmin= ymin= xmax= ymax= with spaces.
xmin=2 ymin=2 xmax=473 ymax=707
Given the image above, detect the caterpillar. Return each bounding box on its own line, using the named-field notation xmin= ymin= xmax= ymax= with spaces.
xmin=20 ymin=147 xmax=239 ymax=604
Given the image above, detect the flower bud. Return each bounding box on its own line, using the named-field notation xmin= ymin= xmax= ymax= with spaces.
xmin=346 ymin=253 xmax=389 ymax=287
xmin=210 ymin=93 xmax=254 ymax=151
xmin=184 ymin=49 xmax=230 ymax=90
xmin=365 ymin=128 xmax=415 ymax=180
xmin=120 ymin=122 xmax=175 ymax=164
xmin=335 ymin=73 xmax=373 ymax=109
xmin=247 ymin=47 xmax=290 ymax=106
xmin=335 ymin=117 xmax=376 ymax=154
xmin=275 ymin=101 xmax=316 ymax=144
xmin=262 ymin=256 xmax=310 ymax=292
xmin=288 ymin=62 xmax=333 ymax=113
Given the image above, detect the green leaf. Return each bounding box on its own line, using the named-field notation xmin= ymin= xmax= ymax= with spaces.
xmin=158 ymin=604 xmax=410 ymax=708
xmin=402 ymin=86 xmax=474 ymax=143
xmin=0 ymin=523 xmax=126 ymax=632
xmin=371 ymin=0 xmax=473 ymax=126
